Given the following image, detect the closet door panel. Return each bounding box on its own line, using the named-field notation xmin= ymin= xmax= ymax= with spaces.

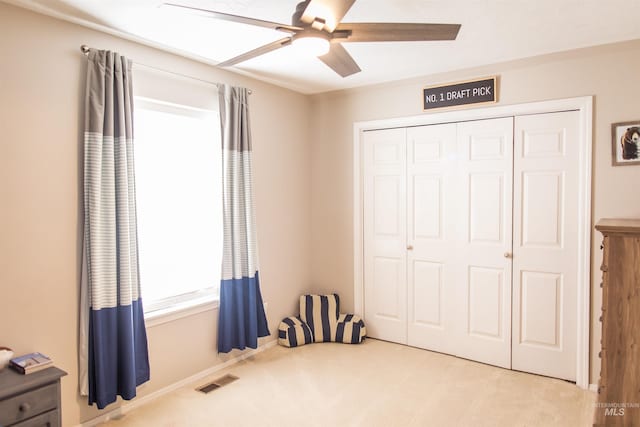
xmin=512 ymin=111 xmax=580 ymax=381
xmin=468 ymin=266 xmax=504 ymax=339
xmin=407 ymin=123 xmax=457 ymax=354
xmin=469 ymin=173 xmax=505 ymax=242
xmin=455 ymin=117 xmax=514 ymax=369
xmin=363 ymin=128 xmax=408 ymax=343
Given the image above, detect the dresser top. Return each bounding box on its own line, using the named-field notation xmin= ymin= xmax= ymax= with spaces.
xmin=596 ymin=218 xmax=640 ymax=233
xmin=0 ymin=366 xmax=66 ymax=399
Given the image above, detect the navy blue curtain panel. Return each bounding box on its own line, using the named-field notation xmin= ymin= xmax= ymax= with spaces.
xmin=79 ymin=48 xmax=150 ymax=409
xmin=217 ymin=85 xmax=270 ymax=353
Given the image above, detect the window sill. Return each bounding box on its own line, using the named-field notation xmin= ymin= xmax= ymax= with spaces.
xmin=145 ymin=295 xmax=219 ymax=329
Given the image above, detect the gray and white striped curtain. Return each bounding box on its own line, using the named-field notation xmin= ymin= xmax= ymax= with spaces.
xmin=217 ymin=85 xmax=269 ymax=353
xmin=79 ymin=49 xmax=150 ymax=409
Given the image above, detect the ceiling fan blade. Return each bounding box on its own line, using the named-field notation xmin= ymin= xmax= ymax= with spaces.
xmin=301 ymin=0 xmax=356 ymax=32
xmin=335 ymin=22 xmax=461 ymax=42
xmin=163 ymin=3 xmax=302 ymax=33
xmin=218 ymin=37 xmax=292 ymax=67
xmin=318 ymin=42 xmax=361 ymax=77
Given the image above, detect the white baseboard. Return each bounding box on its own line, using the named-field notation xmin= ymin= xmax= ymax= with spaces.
xmin=79 ymin=339 xmax=278 ymax=427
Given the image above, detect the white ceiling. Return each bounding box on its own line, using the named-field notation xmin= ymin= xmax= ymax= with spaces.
xmin=6 ymin=0 xmax=640 ymax=94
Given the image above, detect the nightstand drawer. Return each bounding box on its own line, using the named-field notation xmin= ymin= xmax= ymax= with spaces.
xmin=0 ymin=383 xmax=57 ymax=426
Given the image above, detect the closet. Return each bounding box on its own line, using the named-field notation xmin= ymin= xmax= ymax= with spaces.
xmin=363 ymin=111 xmax=580 ymax=381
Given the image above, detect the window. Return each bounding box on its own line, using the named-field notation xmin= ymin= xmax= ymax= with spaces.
xmin=134 ymin=97 xmax=222 ymax=317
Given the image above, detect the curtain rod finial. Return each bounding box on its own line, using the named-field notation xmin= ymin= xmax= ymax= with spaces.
xmin=81 ymin=45 xmax=90 ymax=55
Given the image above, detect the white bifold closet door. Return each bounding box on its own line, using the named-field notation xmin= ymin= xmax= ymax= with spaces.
xmin=511 ymin=111 xmax=579 ymax=381
xmin=405 ymin=123 xmax=458 ymax=356
xmin=363 ymin=111 xmax=579 ymax=381
xmin=363 ymin=127 xmax=408 ymax=344
xmin=454 ymin=117 xmax=514 ymax=369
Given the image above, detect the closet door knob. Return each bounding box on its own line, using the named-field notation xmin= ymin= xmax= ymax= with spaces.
xmin=504 ymin=252 xmax=512 ymax=258
xmin=407 ymin=245 xmax=414 ymax=250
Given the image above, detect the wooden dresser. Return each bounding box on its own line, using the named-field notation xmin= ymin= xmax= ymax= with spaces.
xmin=595 ymin=219 xmax=640 ymax=426
xmin=0 ymin=366 xmax=66 ymax=427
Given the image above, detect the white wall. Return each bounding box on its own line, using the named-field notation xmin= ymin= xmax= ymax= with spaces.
xmin=308 ymin=39 xmax=640 ymax=385
xmin=0 ymin=3 xmax=311 ymax=425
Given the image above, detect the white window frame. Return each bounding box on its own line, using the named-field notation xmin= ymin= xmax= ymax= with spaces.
xmin=134 ymin=96 xmax=222 ymax=327
xmin=144 ymin=289 xmax=219 ymax=328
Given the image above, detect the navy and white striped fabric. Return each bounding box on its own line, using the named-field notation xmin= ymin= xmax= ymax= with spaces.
xmin=277 ymin=294 xmax=366 ymax=347
xmin=300 ymin=294 xmax=340 ymax=343
xmin=79 ymin=49 xmax=150 ymax=409
xmin=278 ymin=316 xmax=313 ymax=348
xmin=336 ymin=314 xmax=367 ymax=344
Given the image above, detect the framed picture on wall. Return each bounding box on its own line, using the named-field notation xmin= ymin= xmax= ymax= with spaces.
xmin=612 ymin=121 xmax=640 ymax=166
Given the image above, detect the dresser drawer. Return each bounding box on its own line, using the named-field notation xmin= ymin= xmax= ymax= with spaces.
xmin=12 ymin=409 xmax=59 ymax=427
xmin=0 ymin=383 xmax=57 ymax=426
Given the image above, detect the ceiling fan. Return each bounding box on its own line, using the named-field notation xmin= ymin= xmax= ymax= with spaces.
xmin=163 ymin=0 xmax=461 ymax=77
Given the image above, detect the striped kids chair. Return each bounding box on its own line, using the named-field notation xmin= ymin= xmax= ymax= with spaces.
xmin=278 ymin=294 xmax=366 ymax=347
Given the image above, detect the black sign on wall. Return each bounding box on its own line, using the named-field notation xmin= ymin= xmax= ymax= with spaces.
xmin=423 ymin=76 xmax=498 ymax=111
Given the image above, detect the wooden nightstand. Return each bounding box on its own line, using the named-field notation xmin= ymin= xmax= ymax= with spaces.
xmin=0 ymin=366 xmax=67 ymax=427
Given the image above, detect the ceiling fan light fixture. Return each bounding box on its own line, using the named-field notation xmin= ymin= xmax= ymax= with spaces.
xmin=164 ymin=0 xmax=460 ymax=78
xmin=291 ymin=32 xmax=331 ymax=57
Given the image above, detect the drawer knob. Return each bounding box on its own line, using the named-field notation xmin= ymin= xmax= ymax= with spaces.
xmin=19 ymin=402 xmax=30 ymax=412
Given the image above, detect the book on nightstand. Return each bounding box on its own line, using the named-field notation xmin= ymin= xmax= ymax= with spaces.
xmin=9 ymin=352 xmax=53 ymax=375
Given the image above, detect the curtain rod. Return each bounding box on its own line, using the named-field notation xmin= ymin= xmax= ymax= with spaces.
xmin=80 ymin=44 xmax=252 ymax=94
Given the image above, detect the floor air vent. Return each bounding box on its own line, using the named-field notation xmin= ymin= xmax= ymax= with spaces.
xmin=197 ymin=374 xmax=239 ymax=394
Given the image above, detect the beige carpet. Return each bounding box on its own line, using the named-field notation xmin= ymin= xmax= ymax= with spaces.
xmin=100 ymin=339 xmax=595 ymax=427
